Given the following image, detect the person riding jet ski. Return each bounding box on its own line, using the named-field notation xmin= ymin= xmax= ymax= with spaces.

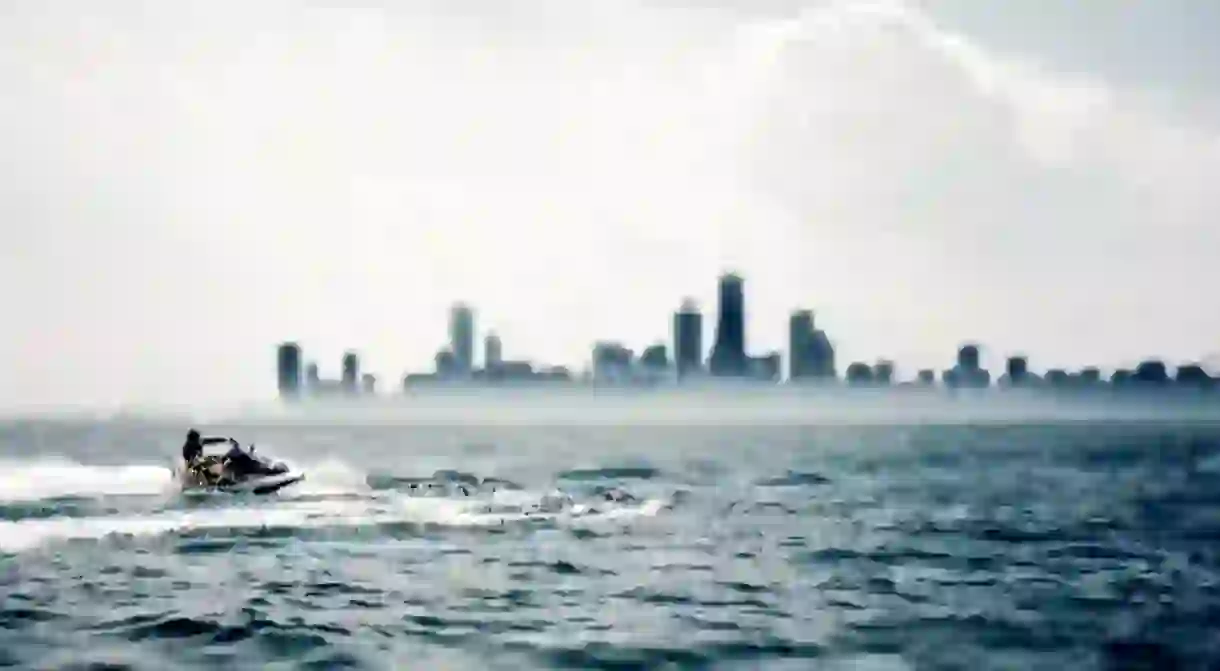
xmin=181 ymin=429 xmax=231 ymax=467
xmin=180 ymin=430 xmax=234 ymax=486
xmin=180 ymin=430 xmax=288 ymax=487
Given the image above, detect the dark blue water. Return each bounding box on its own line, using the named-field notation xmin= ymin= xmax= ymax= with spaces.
xmin=3 ymin=415 xmax=1220 ymax=670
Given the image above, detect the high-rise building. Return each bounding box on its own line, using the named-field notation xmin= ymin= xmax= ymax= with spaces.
xmin=1111 ymin=369 xmax=1134 ymax=388
xmin=958 ymin=344 xmax=980 ymax=371
xmin=846 ymin=362 xmax=874 ymax=386
xmin=1175 ymin=364 xmax=1212 ymax=389
xmin=873 ymin=360 xmax=894 ymax=385
xmin=1045 ymin=369 xmax=1070 ymax=388
xmin=1004 ymin=356 xmax=1029 ymax=387
xmin=640 ymin=343 xmax=669 ymax=374
xmin=952 ymin=343 xmax=989 ymax=388
xmin=450 ymin=303 xmax=475 ymax=376
xmin=1134 ymin=360 xmax=1170 ymax=385
xmin=593 ymin=342 xmax=633 ymax=382
xmin=750 ymin=352 xmax=782 ymax=382
xmin=484 ymin=332 xmax=503 ymax=372
xmin=341 ymin=351 xmax=360 ymax=394
xmin=276 ymin=342 xmax=302 ymax=400
xmin=788 ymin=310 xmax=814 ymax=380
xmin=709 ymin=273 xmax=746 ymax=377
xmin=361 ymin=373 xmax=377 ymax=395
xmin=435 ymin=349 xmax=457 ymax=378
xmin=810 ymin=328 xmax=837 ymax=381
xmin=306 ymin=362 xmax=320 ymax=391
xmin=673 ymin=299 xmax=703 ymax=380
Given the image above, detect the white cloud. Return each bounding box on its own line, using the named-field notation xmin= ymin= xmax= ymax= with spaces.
xmin=0 ymin=0 xmax=1217 ymax=407
xmin=729 ymin=0 xmax=1220 ymax=373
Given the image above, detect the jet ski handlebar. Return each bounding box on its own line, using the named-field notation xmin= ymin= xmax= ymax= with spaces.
xmin=222 ymin=438 xmax=255 ymax=452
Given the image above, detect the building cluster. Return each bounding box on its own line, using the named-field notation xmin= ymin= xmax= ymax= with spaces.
xmin=410 ymin=302 xmax=573 ymax=386
xmin=588 ymin=274 xmax=837 ymax=385
xmin=276 ymin=345 xmax=376 ymax=400
xmin=274 ymin=272 xmax=1218 ymax=400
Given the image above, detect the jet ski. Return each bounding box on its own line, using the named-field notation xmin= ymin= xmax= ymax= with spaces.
xmin=178 ymin=443 xmax=305 ymax=495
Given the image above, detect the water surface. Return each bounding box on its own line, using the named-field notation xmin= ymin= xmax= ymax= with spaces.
xmin=2 ymin=415 xmax=1219 ymax=669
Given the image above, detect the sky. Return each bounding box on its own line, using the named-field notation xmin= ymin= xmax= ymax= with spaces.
xmin=2 ymin=0 xmax=1219 ymax=408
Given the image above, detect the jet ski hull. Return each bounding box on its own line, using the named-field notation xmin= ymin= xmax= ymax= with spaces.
xmin=218 ymin=472 xmax=305 ymax=495
xmin=176 ymin=466 xmax=305 ymax=495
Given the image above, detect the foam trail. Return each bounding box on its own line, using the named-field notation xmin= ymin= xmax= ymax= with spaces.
xmin=0 ymin=458 xmax=174 ymax=502
xmin=0 ymin=484 xmax=670 ymax=553
xmin=0 ymin=504 xmax=338 ymax=554
xmin=0 ymin=500 xmax=413 ymax=553
xmin=283 ymin=456 xmax=373 ymax=496
xmin=0 ymin=495 xmax=474 ymax=553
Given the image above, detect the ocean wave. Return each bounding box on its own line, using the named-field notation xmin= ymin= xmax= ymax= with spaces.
xmin=5 ymin=422 xmax=1220 ymax=668
xmin=0 ymin=457 xmax=673 ymax=554
xmin=0 ymin=458 xmax=176 ymax=502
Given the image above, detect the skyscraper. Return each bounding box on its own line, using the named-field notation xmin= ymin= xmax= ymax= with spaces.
xmin=276 ymin=342 xmax=302 ymax=400
xmin=450 ymin=303 xmax=475 ymax=376
xmin=640 ymin=343 xmax=669 ymax=374
xmin=751 ymin=352 xmax=781 ymax=382
xmin=953 ymin=343 xmax=989 ymax=388
xmin=1134 ymin=360 xmax=1170 ymax=385
xmin=810 ymin=328 xmax=837 ymax=381
xmin=484 ymin=332 xmax=502 ymax=372
xmin=958 ymin=344 xmax=980 ymax=371
xmin=709 ymin=273 xmax=746 ymax=377
xmin=341 ymin=351 xmax=360 ymax=395
xmin=673 ymin=298 xmax=703 ymax=380
xmin=435 ymin=349 xmax=456 ymax=378
xmin=788 ymin=310 xmax=814 ymax=380
xmin=873 ymin=359 xmax=894 ymax=385
xmin=1004 ymin=356 xmax=1029 ymax=387
xmin=593 ymin=342 xmax=633 ymax=382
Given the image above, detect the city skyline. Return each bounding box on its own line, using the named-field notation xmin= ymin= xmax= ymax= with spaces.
xmin=4 ymin=2 xmax=1220 ymax=407
xmin=276 ymin=271 xmax=1218 ymax=399
xmin=282 ymin=317 xmax=1220 ymax=392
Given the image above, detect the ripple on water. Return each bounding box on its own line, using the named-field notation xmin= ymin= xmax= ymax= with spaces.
xmin=4 ymin=422 xmax=1220 ymax=669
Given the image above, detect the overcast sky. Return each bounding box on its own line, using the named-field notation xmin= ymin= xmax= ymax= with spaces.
xmin=2 ymin=0 xmax=1218 ymax=408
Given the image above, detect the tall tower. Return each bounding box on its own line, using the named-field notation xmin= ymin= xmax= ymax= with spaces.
xmin=788 ymin=310 xmax=814 ymax=381
xmin=450 ymin=303 xmax=475 ymax=376
xmin=953 ymin=343 xmax=988 ymax=388
xmin=673 ymin=298 xmax=703 ymax=380
xmin=957 ymin=344 xmax=980 ymax=371
xmin=484 ymin=332 xmax=503 ymax=372
xmin=811 ymin=329 xmax=837 ymax=381
xmin=341 ymin=351 xmax=360 ymax=394
xmin=276 ymin=342 xmax=302 ymax=400
xmin=1005 ymin=356 xmax=1029 ymax=387
xmin=306 ymin=362 xmax=320 ymax=389
xmin=709 ymin=273 xmax=746 ymax=377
